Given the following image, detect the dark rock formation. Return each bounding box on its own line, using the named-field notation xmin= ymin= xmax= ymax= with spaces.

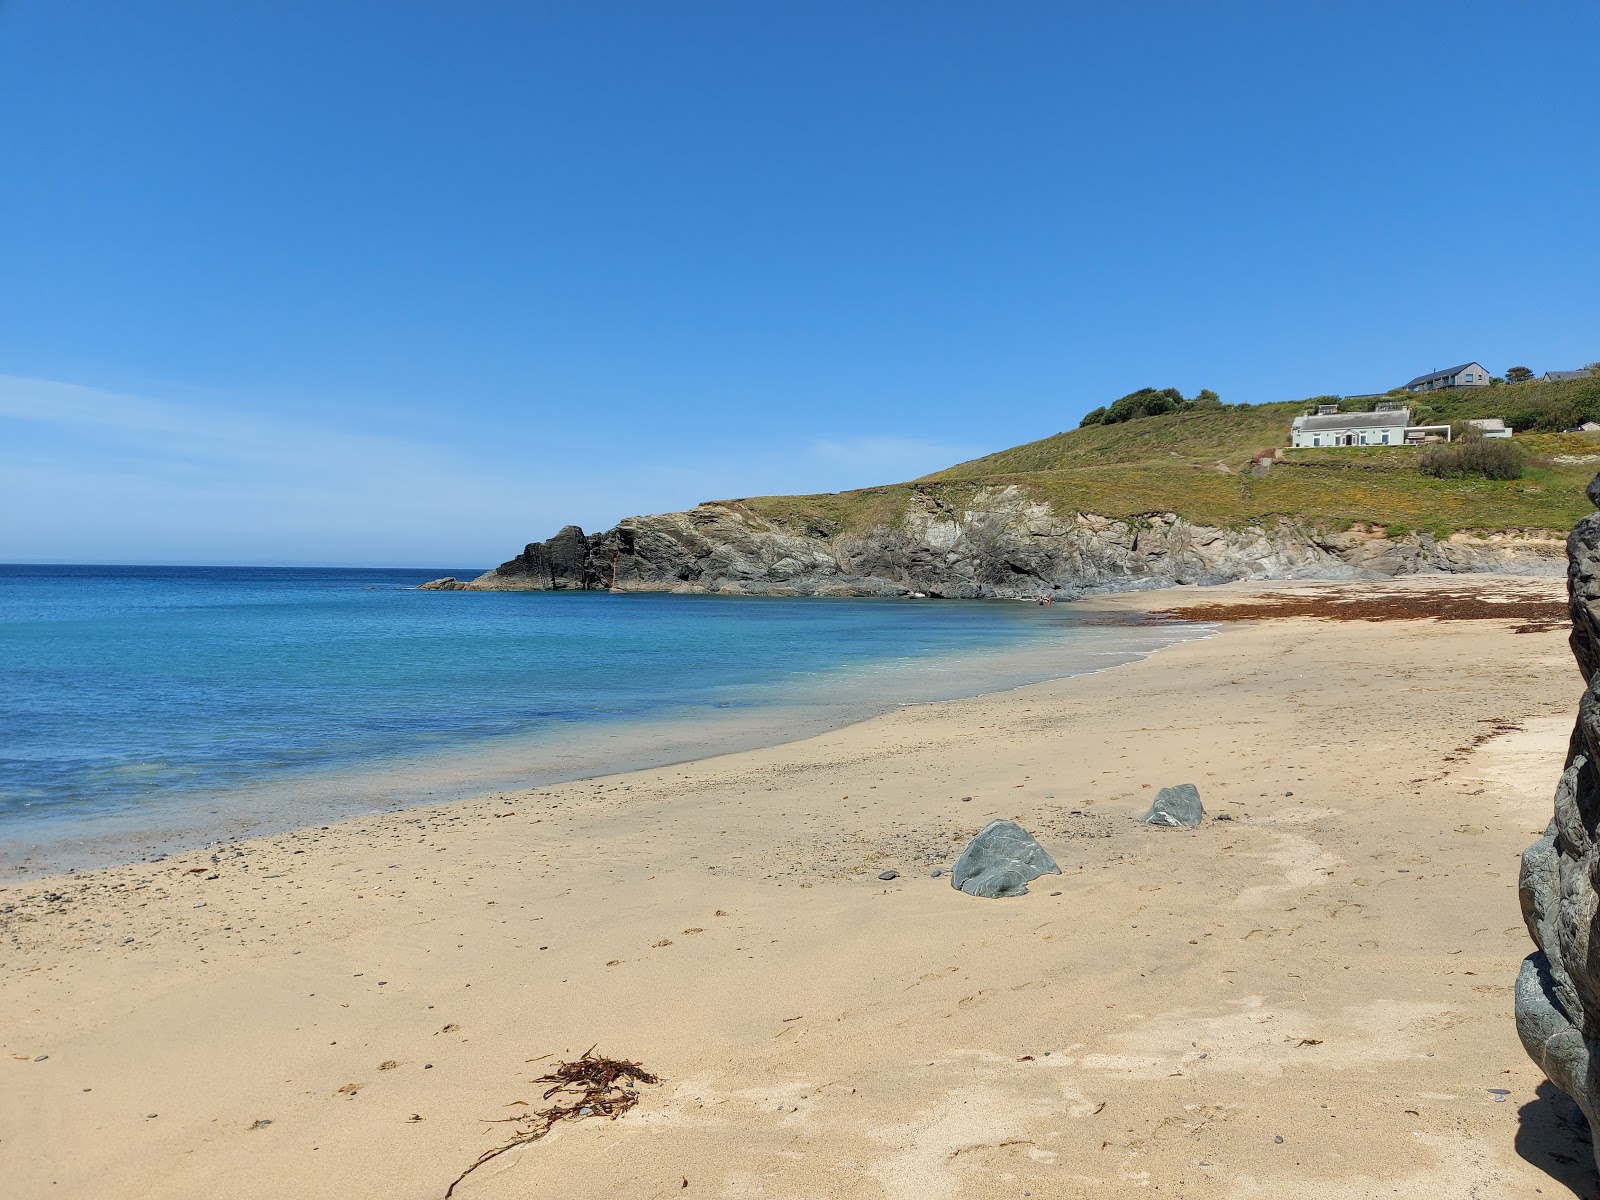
xmin=1142 ymin=783 xmax=1204 ymax=828
xmin=438 ymin=487 xmax=1563 ymax=600
xmin=950 ymin=819 xmax=1061 ymax=898
xmin=1517 ymin=477 xmax=1600 ymax=1163
xmin=488 ymin=524 xmax=610 ymax=590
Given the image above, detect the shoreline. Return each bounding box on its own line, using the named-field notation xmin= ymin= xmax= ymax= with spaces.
xmin=0 ymin=604 xmax=1207 ymax=883
xmin=2 ymin=572 xmax=1589 ymax=1198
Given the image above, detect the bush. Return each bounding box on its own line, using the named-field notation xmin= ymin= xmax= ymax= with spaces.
xmin=1079 ymin=406 xmax=1107 ymax=427
xmin=1419 ymin=428 xmax=1526 ymax=480
xmin=1093 ymin=386 xmax=1222 ymax=426
xmin=1105 ymin=387 xmax=1182 ymax=424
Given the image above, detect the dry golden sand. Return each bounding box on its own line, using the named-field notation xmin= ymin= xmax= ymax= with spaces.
xmin=2 ymin=573 xmax=1595 ymax=1199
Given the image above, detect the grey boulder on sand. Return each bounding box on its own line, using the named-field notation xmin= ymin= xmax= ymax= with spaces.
xmin=1517 ymin=477 xmax=1600 ymax=1169
xmin=1142 ymin=784 xmax=1204 ymax=828
xmin=950 ymin=820 xmax=1060 ymax=898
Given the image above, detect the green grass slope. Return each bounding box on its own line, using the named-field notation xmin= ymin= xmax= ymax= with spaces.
xmin=717 ymin=385 xmax=1600 ymax=541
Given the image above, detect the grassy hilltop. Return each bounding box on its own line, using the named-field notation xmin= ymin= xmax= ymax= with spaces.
xmin=720 ymin=375 xmax=1600 ymax=540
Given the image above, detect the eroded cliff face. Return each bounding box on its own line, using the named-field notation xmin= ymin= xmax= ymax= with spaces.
xmin=1517 ymin=479 xmax=1600 ymax=1166
xmin=420 ymin=486 xmax=1564 ymax=598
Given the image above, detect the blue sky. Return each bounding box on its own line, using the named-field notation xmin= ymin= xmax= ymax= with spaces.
xmin=3 ymin=1 xmax=1597 ymax=566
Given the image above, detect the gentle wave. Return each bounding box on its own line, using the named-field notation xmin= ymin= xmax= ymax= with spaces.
xmin=0 ymin=564 xmax=1203 ymax=876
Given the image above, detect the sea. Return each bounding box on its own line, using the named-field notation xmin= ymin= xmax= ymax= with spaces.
xmin=0 ymin=564 xmax=1204 ymax=877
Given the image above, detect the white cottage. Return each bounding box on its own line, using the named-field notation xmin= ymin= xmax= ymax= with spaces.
xmin=1290 ymin=406 xmax=1412 ymax=448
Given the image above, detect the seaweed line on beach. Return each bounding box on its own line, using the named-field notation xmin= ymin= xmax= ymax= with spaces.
xmin=444 ymin=1049 xmax=660 ymax=1198
xmin=1155 ymin=587 xmax=1565 ymax=629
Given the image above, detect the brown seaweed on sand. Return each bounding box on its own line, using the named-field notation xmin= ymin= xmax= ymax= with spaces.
xmin=444 ymin=1049 xmax=660 ymax=1198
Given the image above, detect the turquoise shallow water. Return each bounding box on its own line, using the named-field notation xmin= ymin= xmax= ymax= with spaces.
xmin=0 ymin=565 xmax=1199 ymax=874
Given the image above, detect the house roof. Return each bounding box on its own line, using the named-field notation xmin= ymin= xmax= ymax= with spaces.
xmin=1468 ymin=418 xmax=1507 ymax=430
xmin=1293 ymin=411 xmax=1411 ymax=431
xmin=1403 ymin=363 xmax=1482 ymax=388
xmin=1544 ymin=369 xmax=1594 ymax=381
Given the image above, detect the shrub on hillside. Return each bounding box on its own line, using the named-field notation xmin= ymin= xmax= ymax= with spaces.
xmin=1107 ymin=387 xmax=1184 ymax=423
xmin=1079 ymin=386 xmax=1224 ymax=426
xmin=1419 ymin=428 xmax=1525 ymax=480
xmin=1438 ymin=374 xmax=1600 ymax=433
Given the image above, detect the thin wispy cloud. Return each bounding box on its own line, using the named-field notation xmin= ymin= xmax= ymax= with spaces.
xmin=1 ymin=375 xmax=449 ymax=480
xmin=1 ymin=374 xmax=598 ymax=564
xmin=0 ymin=375 xmax=976 ymax=565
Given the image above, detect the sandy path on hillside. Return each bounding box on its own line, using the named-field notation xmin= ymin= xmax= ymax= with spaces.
xmin=2 ymin=574 xmax=1593 ymax=1199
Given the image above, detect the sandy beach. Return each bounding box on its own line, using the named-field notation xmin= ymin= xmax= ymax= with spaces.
xmin=2 ymin=573 xmax=1592 ymax=1199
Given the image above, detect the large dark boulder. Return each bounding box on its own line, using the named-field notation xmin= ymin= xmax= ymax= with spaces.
xmin=1517 ymin=476 xmax=1600 ymax=1168
xmin=950 ymin=820 xmax=1061 ymax=899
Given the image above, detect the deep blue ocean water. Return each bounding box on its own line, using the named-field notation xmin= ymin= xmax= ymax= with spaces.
xmin=0 ymin=564 xmax=1196 ymax=873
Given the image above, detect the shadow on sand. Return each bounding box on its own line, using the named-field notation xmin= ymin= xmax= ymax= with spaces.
xmin=1518 ymin=1081 xmax=1600 ymax=1198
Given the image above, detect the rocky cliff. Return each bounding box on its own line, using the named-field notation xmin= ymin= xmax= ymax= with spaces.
xmin=1517 ymin=476 xmax=1600 ymax=1168
xmin=420 ymin=485 xmax=1563 ymax=598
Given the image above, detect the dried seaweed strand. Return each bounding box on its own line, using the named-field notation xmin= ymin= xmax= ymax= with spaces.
xmin=444 ymin=1050 xmax=660 ymax=1198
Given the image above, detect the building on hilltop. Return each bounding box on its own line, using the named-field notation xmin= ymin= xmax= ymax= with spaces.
xmin=1542 ymin=369 xmax=1594 ymax=382
xmin=1402 ymin=362 xmax=1492 ymax=392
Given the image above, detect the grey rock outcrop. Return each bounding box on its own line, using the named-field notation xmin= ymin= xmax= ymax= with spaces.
xmin=1516 ymin=477 xmax=1600 ymax=1163
xmin=1142 ymin=783 xmax=1204 ymax=828
xmin=950 ymin=820 xmax=1061 ymax=898
xmin=439 ymin=487 xmax=1563 ymax=601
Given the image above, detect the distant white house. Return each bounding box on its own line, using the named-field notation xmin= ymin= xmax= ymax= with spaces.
xmin=1289 ymin=403 xmax=1476 ymax=448
xmin=1563 ymin=421 xmax=1600 ymax=434
xmin=1403 ymin=362 xmax=1492 ymax=392
xmin=1542 ymin=369 xmax=1594 ymax=382
xmin=1290 ymin=406 xmax=1412 ymax=448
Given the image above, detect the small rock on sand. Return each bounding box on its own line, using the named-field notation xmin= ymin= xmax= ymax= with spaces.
xmin=1142 ymin=784 xmax=1204 ymax=828
xmin=878 ymin=870 xmax=899 ymax=880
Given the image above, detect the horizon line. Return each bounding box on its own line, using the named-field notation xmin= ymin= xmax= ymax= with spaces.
xmin=0 ymin=561 xmax=491 ymax=572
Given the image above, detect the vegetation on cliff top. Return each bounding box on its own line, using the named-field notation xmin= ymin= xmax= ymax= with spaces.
xmin=717 ymin=377 xmax=1600 ymax=541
